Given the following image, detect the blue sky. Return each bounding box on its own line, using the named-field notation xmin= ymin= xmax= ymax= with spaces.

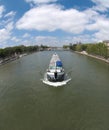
xmin=0 ymin=0 xmax=109 ymax=48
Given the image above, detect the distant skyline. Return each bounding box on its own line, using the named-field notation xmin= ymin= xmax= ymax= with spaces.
xmin=0 ymin=0 xmax=109 ymax=48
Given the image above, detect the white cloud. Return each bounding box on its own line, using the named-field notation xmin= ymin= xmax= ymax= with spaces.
xmin=0 ymin=28 xmax=10 ymax=43
xmin=1 ymin=1 xmax=109 ymax=47
xmin=85 ymin=10 xmax=109 ymax=40
xmin=11 ymin=36 xmax=21 ymax=42
xmin=0 ymin=5 xmax=5 ymax=18
xmin=0 ymin=6 xmax=15 ymax=46
xmin=0 ymin=5 xmax=17 ymax=47
xmin=20 ymin=39 xmax=35 ymax=46
xmin=35 ymin=36 xmax=59 ymax=46
xmin=95 ymin=31 xmax=109 ymax=41
xmin=0 ymin=22 xmax=14 ymax=44
xmin=87 ymin=17 xmax=109 ymax=30
xmin=83 ymin=8 xmax=99 ymax=22
xmin=6 ymin=22 xmax=14 ymax=31
xmin=61 ymin=35 xmax=97 ymax=44
xmin=83 ymin=7 xmax=109 ymax=42
xmin=4 ymin=11 xmax=16 ymax=18
xmin=25 ymin=0 xmax=57 ymax=4
xmin=91 ymin=18 xmax=109 ymax=41
xmin=23 ymin=33 xmax=31 ymax=38
xmin=91 ymin=0 xmax=109 ymax=11
xmin=36 ymin=36 xmax=56 ymax=40
xmin=16 ymin=3 xmax=109 ymax=43
xmin=34 ymin=35 xmax=98 ymax=45
xmin=16 ymin=4 xmax=88 ymax=34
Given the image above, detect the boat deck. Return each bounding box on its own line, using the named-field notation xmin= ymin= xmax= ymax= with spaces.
xmin=49 ymin=53 xmax=60 ymax=69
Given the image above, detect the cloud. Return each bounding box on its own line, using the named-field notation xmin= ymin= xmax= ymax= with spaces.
xmin=87 ymin=17 xmax=109 ymax=30
xmin=16 ymin=4 xmax=88 ymax=34
xmin=11 ymin=36 xmax=21 ymax=42
xmin=1 ymin=1 xmax=109 ymax=47
xmin=95 ymin=31 xmax=109 ymax=41
xmin=91 ymin=0 xmax=109 ymax=11
xmin=16 ymin=3 xmax=109 ymax=43
xmin=85 ymin=9 xmax=109 ymax=41
xmin=91 ymin=18 xmax=109 ymax=41
xmin=4 ymin=11 xmax=16 ymax=18
xmin=60 ymin=34 xmax=97 ymax=44
xmin=0 ymin=22 xmax=14 ymax=44
xmin=83 ymin=8 xmax=99 ymax=22
xmin=0 ymin=5 xmax=15 ymax=47
xmin=25 ymin=0 xmax=57 ymax=4
xmin=35 ymin=36 xmax=59 ymax=46
xmin=0 ymin=5 xmax=5 ymax=18
xmin=22 ymin=33 xmax=31 ymax=38
xmin=34 ymin=35 xmax=98 ymax=46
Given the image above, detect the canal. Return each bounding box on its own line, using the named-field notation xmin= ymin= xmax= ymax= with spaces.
xmin=0 ymin=51 xmax=109 ymax=130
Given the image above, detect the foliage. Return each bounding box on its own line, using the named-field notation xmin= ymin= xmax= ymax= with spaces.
xmin=63 ymin=45 xmax=69 ymax=49
xmin=68 ymin=42 xmax=109 ymax=59
xmin=86 ymin=43 xmax=109 ymax=59
xmin=0 ymin=45 xmax=48 ymax=59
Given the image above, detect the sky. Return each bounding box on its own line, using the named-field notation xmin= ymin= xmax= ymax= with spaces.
xmin=0 ymin=0 xmax=109 ymax=48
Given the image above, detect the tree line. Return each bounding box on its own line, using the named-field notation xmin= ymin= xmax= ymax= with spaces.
xmin=63 ymin=42 xmax=109 ymax=59
xmin=0 ymin=45 xmax=48 ymax=59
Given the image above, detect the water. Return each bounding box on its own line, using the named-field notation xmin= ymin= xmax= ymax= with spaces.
xmin=0 ymin=51 xmax=109 ymax=130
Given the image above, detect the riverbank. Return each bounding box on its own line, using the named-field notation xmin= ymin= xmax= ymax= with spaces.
xmin=75 ymin=51 xmax=109 ymax=64
xmin=0 ymin=53 xmax=27 ymax=66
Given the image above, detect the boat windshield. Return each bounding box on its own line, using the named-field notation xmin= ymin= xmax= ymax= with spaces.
xmin=49 ymin=66 xmax=56 ymax=70
xmin=49 ymin=66 xmax=62 ymax=70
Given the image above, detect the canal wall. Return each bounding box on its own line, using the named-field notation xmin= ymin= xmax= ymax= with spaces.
xmin=0 ymin=53 xmax=27 ymax=66
xmin=75 ymin=51 xmax=109 ymax=64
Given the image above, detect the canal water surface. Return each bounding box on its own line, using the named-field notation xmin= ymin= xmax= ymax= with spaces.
xmin=0 ymin=51 xmax=109 ymax=130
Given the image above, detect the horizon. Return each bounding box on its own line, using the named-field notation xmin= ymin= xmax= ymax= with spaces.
xmin=0 ymin=0 xmax=109 ymax=48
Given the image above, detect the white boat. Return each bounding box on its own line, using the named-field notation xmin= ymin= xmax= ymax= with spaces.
xmin=46 ymin=53 xmax=65 ymax=82
xmin=43 ymin=53 xmax=71 ymax=87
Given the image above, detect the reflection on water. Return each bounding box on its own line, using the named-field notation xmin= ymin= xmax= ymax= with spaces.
xmin=0 ymin=51 xmax=109 ymax=130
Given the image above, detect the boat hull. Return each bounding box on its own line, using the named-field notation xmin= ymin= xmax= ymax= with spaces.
xmin=47 ymin=72 xmax=65 ymax=82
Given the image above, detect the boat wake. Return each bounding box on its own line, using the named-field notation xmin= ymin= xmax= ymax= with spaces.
xmin=42 ymin=73 xmax=71 ymax=87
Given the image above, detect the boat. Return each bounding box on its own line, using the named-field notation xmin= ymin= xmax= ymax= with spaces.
xmin=46 ymin=53 xmax=65 ymax=82
xmin=43 ymin=53 xmax=71 ymax=87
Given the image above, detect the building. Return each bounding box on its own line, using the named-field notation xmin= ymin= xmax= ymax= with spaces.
xmin=103 ymin=40 xmax=109 ymax=47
